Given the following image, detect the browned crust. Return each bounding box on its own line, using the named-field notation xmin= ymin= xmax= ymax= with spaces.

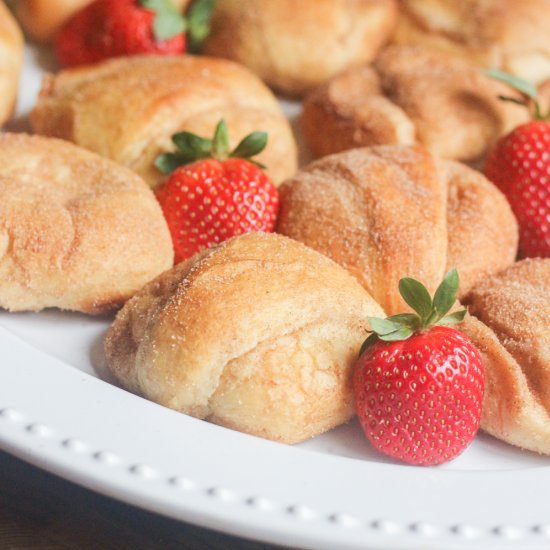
xmin=30 ymin=55 xmax=297 ymax=187
xmin=277 ymin=145 xmax=518 ymax=314
xmin=105 ymin=232 xmax=385 ymax=444
xmin=301 ymin=45 xmax=529 ymax=162
xmin=0 ymin=133 xmax=174 ymax=314
xmin=460 ymin=259 xmax=550 ymax=454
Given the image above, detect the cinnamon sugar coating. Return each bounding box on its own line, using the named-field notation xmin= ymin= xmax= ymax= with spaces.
xmin=105 ymin=232 xmax=384 ymax=444
xmin=0 ymin=133 xmax=173 ymax=314
xmin=30 ymin=55 xmax=297 ymax=187
xmin=461 ymin=259 xmax=550 ymax=455
xmin=278 ymin=145 xmax=518 ymax=314
xmin=302 ymin=46 xmax=528 ymax=162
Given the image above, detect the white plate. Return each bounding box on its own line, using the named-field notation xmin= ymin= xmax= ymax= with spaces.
xmin=1 ymin=45 xmax=550 ymax=550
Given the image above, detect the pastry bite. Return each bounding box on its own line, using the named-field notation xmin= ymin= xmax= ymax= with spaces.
xmin=277 ymin=145 xmax=518 ymax=315
xmin=0 ymin=133 xmax=173 ymax=314
xmin=202 ymin=0 xmax=399 ymax=97
xmin=302 ymin=46 xmax=528 ymax=162
xmin=30 ymin=55 xmax=297 ymax=187
xmin=15 ymin=0 xmax=190 ymax=43
xmin=104 ymin=232 xmax=385 ymax=444
xmin=393 ymin=0 xmax=550 ymax=85
xmin=0 ymin=0 xmax=23 ymax=127
xmin=460 ymin=259 xmax=550 ymax=455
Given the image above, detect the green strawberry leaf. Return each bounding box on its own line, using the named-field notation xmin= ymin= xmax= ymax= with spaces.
xmin=186 ymin=0 xmax=216 ymax=53
xmin=377 ymin=325 xmax=414 ymax=342
xmin=368 ymin=316 xmax=402 ymax=336
xmin=356 ymin=269 xmax=466 ymax=357
xmin=483 ymin=69 xmax=539 ymax=101
xmin=212 ymin=119 xmax=230 ymax=159
xmin=141 ymin=0 xmax=187 ymax=41
xmin=172 ymin=131 xmax=212 ymax=158
xmin=358 ymin=332 xmax=379 ymax=357
xmin=398 ymin=277 xmax=433 ymax=323
xmin=385 ymin=313 xmax=421 ymax=331
xmin=483 ymin=69 xmax=546 ymax=119
xmin=248 ymin=159 xmax=268 ymax=170
xmin=437 ymin=309 xmax=467 ymax=326
xmin=431 ymin=268 xmax=459 ymax=323
xmin=230 ymin=131 xmax=268 ymax=159
xmin=156 ymin=119 xmax=270 ymax=172
xmin=155 ymin=152 xmax=187 ymax=174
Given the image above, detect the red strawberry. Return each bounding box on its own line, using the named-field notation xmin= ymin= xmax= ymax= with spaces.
xmin=354 ymin=269 xmax=484 ymax=466
xmin=483 ymin=70 xmax=550 ymax=258
xmin=55 ymin=0 xmax=214 ymax=68
xmin=155 ymin=120 xmax=279 ymax=263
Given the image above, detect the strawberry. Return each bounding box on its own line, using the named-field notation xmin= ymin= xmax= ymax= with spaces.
xmin=353 ymin=269 xmax=484 ymax=466
xmin=55 ymin=0 xmax=214 ymax=68
xmin=155 ymin=120 xmax=279 ymax=264
xmin=483 ymin=70 xmax=550 ymax=258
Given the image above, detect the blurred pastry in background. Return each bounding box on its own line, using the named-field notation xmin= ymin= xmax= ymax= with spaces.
xmin=14 ymin=0 xmax=92 ymax=43
xmin=30 ymin=55 xmax=297 ymax=187
xmin=202 ymin=0 xmax=398 ymax=97
xmin=393 ymin=0 xmax=550 ymax=85
xmin=0 ymin=0 xmax=23 ymax=126
xmin=302 ymin=46 xmax=529 ymax=162
xmin=14 ymin=0 xmax=190 ymax=43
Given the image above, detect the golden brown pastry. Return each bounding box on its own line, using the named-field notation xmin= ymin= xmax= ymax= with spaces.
xmin=0 ymin=133 xmax=173 ymax=314
xmin=393 ymin=0 xmax=550 ymax=85
xmin=30 ymin=55 xmax=297 ymax=188
xmin=0 ymin=1 xmax=23 ymax=126
xmin=202 ymin=0 xmax=399 ymax=97
xmin=302 ymin=46 xmax=528 ymax=162
xmin=105 ymin=232 xmax=385 ymax=444
xmin=461 ymin=259 xmax=550 ymax=455
xmin=277 ymin=146 xmax=518 ymax=315
xmin=14 ymin=0 xmax=190 ymax=43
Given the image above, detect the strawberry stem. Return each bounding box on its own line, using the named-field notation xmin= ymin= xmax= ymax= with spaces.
xmin=140 ymin=0 xmax=187 ymax=41
xmin=359 ymin=268 xmax=466 ymax=355
xmin=155 ymin=119 xmax=269 ymax=175
xmin=483 ymin=69 xmax=546 ymax=121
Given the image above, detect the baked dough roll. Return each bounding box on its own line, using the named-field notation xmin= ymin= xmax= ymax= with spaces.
xmin=393 ymin=0 xmax=550 ymax=85
xmin=105 ymin=232 xmax=385 ymax=444
xmin=0 ymin=133 xmax=173 ymax=314
xmin=14 ymin=0 xmax=190 ymax=43
xmin=0 ymin=1 xmax=23 ymax=126
xmin=277 ymin=146 xmax=518 ymax=315
xmin=461 ymin=259 xmax=550 ymax=455
xmin=302 ymin=46 xmax=528 ymax=162
xmin=202 ymin=0 xmax=399 ymax=97
xmin=30 ymin=55 xmax=297 ymax=187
